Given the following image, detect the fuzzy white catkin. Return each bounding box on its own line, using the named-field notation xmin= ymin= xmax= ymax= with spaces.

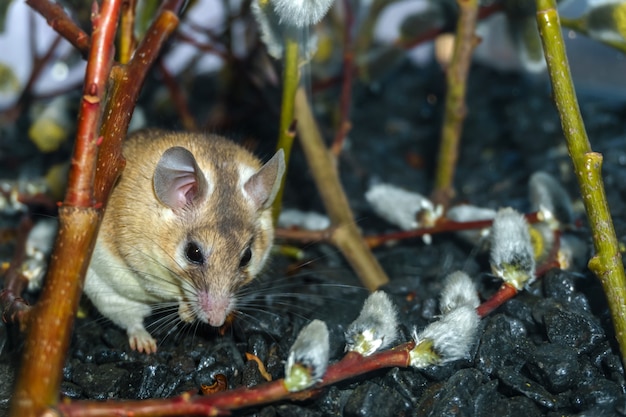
xmin=439 ymin=271 xmax=480 ymax=315
xmin=345 ymin=291 xmax=399 ymax=355
xmin=413 ymin=305 xmax=480 ymax=364
xmin=270 ymin=0 xmax=335 ymax=27
xmin=285 ymin=319 xmax=330 ymax=390
xmin=528 ymin=171 xmax=573 ymax=226
xmin=446 ymin=204 xmax=496 ymax=246
xmin=489 ymin=207 xmax=535 ymax=280
xmin=365 ymin=183 xmax=435 ymax=231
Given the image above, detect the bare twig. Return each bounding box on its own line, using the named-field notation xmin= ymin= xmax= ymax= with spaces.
xmin=431 ymin=0 xmax=481 ymax=208
xmin=330 ymin=0 xmax=355 ymax=157
xmin=294 ymin=87 xmax=389 ymax=290
xmin=536 ymin=0 xmax=626 ymax=368
xmin=25 ymin=0 xmax=90 ymax=56
xmin=0 ymin=216 xmax=34 ymax=328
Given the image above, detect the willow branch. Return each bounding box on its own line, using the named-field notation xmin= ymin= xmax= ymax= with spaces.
xmin=272 ymin=31 xmax=300 ymax=224
xmin=119 ymin=0 xmax=138 ymax=64
xmin=330 ymin=0 xmax=355 ymax=157
xmin=536 ymin=0 xmax=626 ymax=367
xmin=294 ymin=87 xmax=389 ymax=290
xmin=431 ymin=0 xmax=480 ymax=208
xmin=8 ymin=1 xmax=122 ymax=415
xmin=25 ymin=0 xmax=90 ymax=57
xmin=54 ymin=343 xmax=415 ymax=416
xmin=95 ymin=2 xmax=184 ymax=203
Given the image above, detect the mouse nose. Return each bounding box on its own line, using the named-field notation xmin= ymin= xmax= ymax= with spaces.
xmin=197 ymin=291 xmax=231 ymax=327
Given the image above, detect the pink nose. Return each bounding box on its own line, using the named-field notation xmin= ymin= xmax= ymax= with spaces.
xmin=197 ymin=291 xmax=231 ymax=327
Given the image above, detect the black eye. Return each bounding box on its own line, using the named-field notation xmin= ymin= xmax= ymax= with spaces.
xmin=185 ymin=242 xmax=204 ymax=264
xmin=239 ymin=247 xmax=252 ymax=268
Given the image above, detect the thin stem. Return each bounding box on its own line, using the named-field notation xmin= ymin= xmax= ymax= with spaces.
xmin=431 ymin=0 xmax=480 ymax=208
xmin=25 ymin=0 xmax=90 ymax=57
xmin=294 ymin=87 xmax=389 ymax=290
xmin=272 ymin=32 xmax=300 ymax=224
xmin=330 ymin=0 xmax=355 ymax=157
xmin=536 ymin=0 xmax=626 ymax=368
xmin=119 ymin=0 xmax=138 ymax=64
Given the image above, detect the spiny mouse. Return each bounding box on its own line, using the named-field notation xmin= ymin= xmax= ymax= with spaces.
xmin=84 ymin=130 xmax=285 ymax=353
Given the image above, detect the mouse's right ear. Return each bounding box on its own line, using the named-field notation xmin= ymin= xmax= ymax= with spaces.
xmin=153 ymin=146 xmax=207 ymax=210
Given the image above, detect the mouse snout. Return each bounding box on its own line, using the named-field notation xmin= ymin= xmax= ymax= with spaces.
xmin=196 ymin=291 xmax=232 ymax=327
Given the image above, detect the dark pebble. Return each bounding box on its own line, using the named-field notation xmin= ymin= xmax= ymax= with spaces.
xmin=315 ymin=386 xmax=351 ymax=417
xmin=590 ymin=341 xmax=626 ymax=387
xmin=276 ymin=404 xmax=321 ymax=417
xmin=241 ymin=359 xmax=267 ymax=387
xmin=502 ymin=296 xmax=539 ymax=335
xmin=101 ymin=327 xmax=129 ymax=350
xmin=473 ymin=380 xmax=510 ymax=417
xmin=381 ymin=367 xmax=429 ymax=406
xmin=506 ymin=396 xmax=543 ymax=417
xmin=542 ymin=303 xmax=605 ymax=354
xmin=525 ymin=342 xmax=580 ymax=393
xmin=474 ymin=380 xmax=544 ymax=417
xmin=247 ymin=333 xmax=269 ymax=363
xmin=94 ymin=347 xmax=131 ymax=364
xmin=542 ymin=269 xmax=576 ymax=304
xmin=344 ymin=381 xmax=408 ymax=417
xmin=0 ymin=363 xmax=14 ymax=413
xmin=571 ymin=378 xmax=623 ymax=411
xmin=542 ymin=269 xmax=591 ymax=313
xmin=72 ymin=363 xmax=128 ymax=400
xmin=123 ymin=362 xmax=180 ymax=399
xmin=59 ymin=381 xmax=83 ymax=399
xmin=476 ymin=314 xmax=533 ymax=376
xmin=497 ymin=365 xmax=559 ymax=409
xmin=416 ymin=368 xmax=486 ymax=417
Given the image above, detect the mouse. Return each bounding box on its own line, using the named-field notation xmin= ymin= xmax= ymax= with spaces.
xmin=84 ymin=129 xmax=285 ymax=353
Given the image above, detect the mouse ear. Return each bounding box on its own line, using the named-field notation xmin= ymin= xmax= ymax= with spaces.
xmin=244 ymin=149 xmax=285 ymax=210
xmin=154 ymin=146 xmax=207 ymax=209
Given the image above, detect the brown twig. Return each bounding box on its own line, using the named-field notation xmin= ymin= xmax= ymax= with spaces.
xmin=330 ymin=0 xmax=355 ymax=157
xmin=1 ymin=33 xmax=62 ymax=121
xmin=431 ymin=0 xmax=481 ymax=209
xmin=25 ymin=0 xmax=90 ymax=57
xmin=294 ymin=87 xmax=389 ymax=291
xmin=95 ymin=1 xmax=184 ymax=204
xmin=157 ymin=60 xmax=199 ymax=131
xmin=364 ymin=212 xmax=541 ymax=249
xmin=119 ymin=0 xmax=138 ymax=64
xmin=0 ymin=216 xmax=34 ymax=328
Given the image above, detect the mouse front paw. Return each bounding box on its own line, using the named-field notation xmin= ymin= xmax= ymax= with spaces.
xmin=127 ymin=326 xmax=157 ymax=354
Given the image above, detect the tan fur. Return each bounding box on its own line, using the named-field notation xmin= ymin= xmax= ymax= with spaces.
xmin=84 ymin=130 xmax=281 ymax=353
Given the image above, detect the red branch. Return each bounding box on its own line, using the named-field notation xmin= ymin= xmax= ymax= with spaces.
xmin=54 ymin=342 xmax=415 ymax=416
xmin=65 ymin=0 xmax=120 ymax=208
xmin=0 ymin=216 xmax=34 ymax=327
xmin=25 ymin=0 xmax=91 ymax=56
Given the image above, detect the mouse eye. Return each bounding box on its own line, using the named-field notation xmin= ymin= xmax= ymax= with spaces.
xmin=239 ymin=247 xmax=252 ymax=268
xmin=185 ymin=242 xmax=204 ymax=265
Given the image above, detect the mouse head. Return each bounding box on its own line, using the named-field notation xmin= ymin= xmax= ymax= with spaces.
xmin=151 ymin=144 xmax=285 ymax=327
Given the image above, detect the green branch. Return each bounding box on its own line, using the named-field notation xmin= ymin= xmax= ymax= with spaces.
xmin=536 ymin=0 xmax=626 ymax=368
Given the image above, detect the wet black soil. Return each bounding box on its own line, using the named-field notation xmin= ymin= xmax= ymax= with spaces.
xmin=2 ymin=60 xmax=626 ymax=416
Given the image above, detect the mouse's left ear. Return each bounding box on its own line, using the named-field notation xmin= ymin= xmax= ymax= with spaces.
xmin=154 ymin=146 xmax=208 ymax=210
xmin=244 ymin=149 xmax=285 ymax=210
